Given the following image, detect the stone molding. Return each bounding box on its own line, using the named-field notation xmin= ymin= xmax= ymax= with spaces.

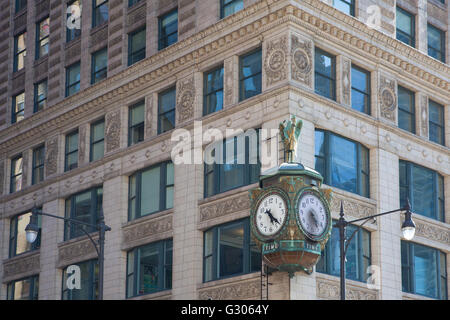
xmin=176 ymin=76 xmax=196 ymax=125
xmin=2 ymin=252 xmax=41 ymax=283
xmin=198 ymin=276 xmax=260 ymax=300
xmin=45 ymin=136 xmax=59 ymax=177
xmin=329 ymin=189 xmax=377 ymax=224
xmin=199 ymin=192 xmax=251 ymax=223
xmin=379 ymin=74 xmax=397 ymax=122
xmin=105 ymin=110 xmax=121 ymax=153
xmin=400 ymin=214 xmax=450 ymax=246
xmin=316 ymin=276 xmax=378 ymax=300
xmin=264 ymin=35 xmax=288 ymax=87
xmin=291 ymin=34 xmax=313 ymax=87
xmin=57 ymin=236 xmax=99 ymax=268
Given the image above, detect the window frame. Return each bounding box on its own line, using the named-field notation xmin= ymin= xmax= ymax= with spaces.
xmin=428 ymin=100 xmax=445 ymax=146
xmin=427 ymin=23 xmax=445 ymax=63
xmin=62 ymin=259 xmax=98 ymax=300
xmin=203 ymin=65 xmax=224 ymax=116
xmin=90 ymin=118 xmax=105 ymax=162
xmin=333 ymin=0 xmax=355 ymax=16
xmin=396 ymin=6 xmax=416 ymax=48
xmin=91 ymin=47 xmax=108 ymax=84
xmin=9 ymin=210 xmax=42 ymax=258
xmin=92 ymin=0 xmax=108 ymax=28
xmin=7 ymin=275 xmax=39 ymax=300
xmin=397 ymin=86 xmax=416 ymax=134
xmin=32 ymin=144 xmax=45 ymax=185
xmin=13 ymin=32 xmax=26 ymax=72
xmin=314 ymin=48 xmax=336 ymax=101
xmin=351 ymin=64 xmax=371 ymax=115
xmin=239 ymin=48 xmax=262 ymax=102
xmin=12 ymin=91 xmax=25 ymax=124
xmin=220 ymin=0 xmax=244 ymax=19
xmin=35 ymin=17 xmax=50 ymax=60
xmin=65 ymin=61 xmax=81 ymax=97
xmin=10 ymin=155 xmax=23 ymax=194
xmin=157 ymin=87 xmax=176 ymax=135
xmin=65 ymin=129 xmax=79 ymax=172
xmin=158 ymin=9 xmax=178 ymax=51
xmin=15 ymin=0 xmax=27 ymax=13
xmin=34 ymin=79 xmax=47 ymax=113
xmin=128 ymin=100 xmax=145 ymax=146
xmin=128 ymin=27 xmax=146 ymax=66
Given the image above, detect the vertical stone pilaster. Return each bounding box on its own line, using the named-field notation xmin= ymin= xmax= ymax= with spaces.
xmin=416 ymin=93 xmax=429 ymax=139
xmin=444 ymin=102 xmax=450 ymax=149
xmin=290 ymin=32 xmax=314 ymax=90
xmin=0 ymin=160 xmax=4 ymax=196
xmin=263 ymin=33 xmax=288 ymax=91
xmin=45 ymin=135 xmax=59 ymax=178
xmin=47 ymin=0 xmax=64 ymax=106
xmin=416 ymin=0 xmax=428 ymax=54
xmin=144 ymin=93 xmax=154 ymax=140
xmin=108 ymin=0 xmax=125 ymax=77
xmin=78 ymin=123 xmax=89 ymax=166
xmin=224 ymin=55 xmax=239 ymax=108
xmin=193 ymin=71 xmax=203 ymax=120
xmin=338 ymin=56 xmax=351 ymax=108
xmin=176 ymin=75 xmax=196 ymax=126
xmin=291 ymin=272 xmax=317 ymax=299
xmin=378 ymin=72 xmax=397 ymax=124
xmin=0 ymin=217 xmax=8 ymax=300
xmin=297 ymin=118 xmax=315 ymax=168
xmin=21 ymin=150 xmax=29 ymax=188
xmin=105 ymin=110 xmax=121 ymax=154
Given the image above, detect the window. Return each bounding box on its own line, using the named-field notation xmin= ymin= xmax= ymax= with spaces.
xmin=129 ymin=162 xmax=173 ymax=221
xmin=429 ymin=100 xmax=445 ymax=146
xmin=67 ymin=1 xmax=81 ymax=42
xmin=333 ymin=0 xmax=355 ymax=16
xmin=12 ymin=92 xmax=25 ymax=124
xmin=128 ymin=0 xmax=142 ymax=7
xmin=34 ymin=80 xmax=47 ymax=113
xmin=396 ymin=7 xmax=415 ymax=47
xmin=428 ymin=24 xmax=445 ymax=63
xmin=7 ymin=276 xmax=39 ymax=300
xmin=9 ymin=211 xmax=41 ymax=258
xmin=128 ymin=101 xmax=145 ymax=146
xmin=126 ymin=239 xmax=173 ymax=298
xmin=91 ymin=48 xmax=107 ymax=84
xmin=158 ymin=87 xmax=176 ymax=134
xmin=203 ymin=218 xmax=260 ymax=282
xmin=398 ymin=86 xmax=415 ymax=134
xmin=62 ymin=260 xmax=98 ymax=300
xmin=36 ymin=17 xmax=49 ymax=59
xmin=90 ymin=119 xmax=105 ymax=162
xmin=32 ymin=145 xmax=45 ymax=185
xmin=239 ymin=49 xmax=262 ymax=101
xmin=220 ymin=0 xmax=244 ymax=18
xmin=204 ymin=66 xmax=224 ymax=115
xmin=65 ymin=130 xmax=79 ymax=172
xmin=351 ymin=65 xmax=370 ymax=114
xmin=402 ymin=241 xmax=447 ymax=300
xmin=315 ymin=48 xmax=336 ymax=100
xmin=64 ymin=187 xmax=103 ymax=240
xmin=158 ymin=9 xmax=178 ymax=50
xmin=66 ymin=62 xmax=81 ymax=97
xmin=316 ymin=222 xmax=371 ymax=283
xmin=399 ymin=161 xmax=444 ymax=222
xmin=93 ymin=0 xmax=108 ymax=27
xmin=315 ymin=130 xmax=369 ymax=198
xmin=204 ymin=131 xmax=260 ymax=198
xmin=14 ymin=32 xmax=26 ymax=72
xmin=10 ymin=155 xmax=23 ymax=193
xmin=128 ymin=27 xmax=146 ymax=66
xmin=15 ymin=0 xmax=27 ymax=13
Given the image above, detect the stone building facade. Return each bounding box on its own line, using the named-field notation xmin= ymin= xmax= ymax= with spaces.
xmin=0 ymin=0 xmax=449 ymax=300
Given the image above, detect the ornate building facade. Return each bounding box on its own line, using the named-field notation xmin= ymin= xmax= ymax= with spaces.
xmin=0 ymin=0 xmax=449 ymax=300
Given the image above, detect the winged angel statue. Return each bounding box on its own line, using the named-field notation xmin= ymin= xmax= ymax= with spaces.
xmin=279 ymin=116 xmax=303 ymax=163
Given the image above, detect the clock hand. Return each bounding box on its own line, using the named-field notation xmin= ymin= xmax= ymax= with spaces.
xmin=310 ymin=210 xmax=319 ymax=228
xmin=265 ymin=209 xmax=280 ymax=225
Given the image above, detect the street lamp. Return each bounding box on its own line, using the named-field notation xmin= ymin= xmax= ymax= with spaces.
xmin=334 ymin=198 xmax=415 ymax=300
xmin=25 ymin=207 xmax=111 ymax=300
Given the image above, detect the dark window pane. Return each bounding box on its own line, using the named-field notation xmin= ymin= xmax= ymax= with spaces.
xmin=219 ymin=223 xmax=244 ymax=277
xmin=330 ymin=134 xmax=357 ymax=194
xmin=158 ymin=88 xmax=176 ymax=134
xmin=204 ymin=67 xmax=224 ymax=115
xmin=62 ymin=260 xmax=98 ymax=300
xmin=93 ymin=0 xmax=108 ymax=27
xmin=315 ymin=49 xmax=335 ymax=100
xmin=413 ymin=244 xmax=438 ymax=298
xmin=398 ymin=86 xmax=415 ymax=133
xmin=396 ymin=7 xmax=415 ymax=47
xmin=222 ymin=0 xmax=244 ymax=18
xmin=239 ymin=50 xmax=262 ymax=101
xmin=159 ymin=10 xmax=178 ymax=50
xmin=429 ymin=101 xmax=444 ymax=145
xmin=129 ymin=28 xmax=146 ymax=65
xmin=427 ymin=24 xmax=444 ymax=62
xmin=411 ymin=165 xmax=434 ymax=219
xmin=34 ymin=80 xmax=47 ymax=112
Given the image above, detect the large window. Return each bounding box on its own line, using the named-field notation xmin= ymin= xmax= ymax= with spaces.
xmin=14 ymin=32 xmax=26 ymax=72
xmin=158 ymin=87 xmax=176 ymax=134
xmin=398 ymin=86 xmax=415 ymax=134
xmin=128 ymin=0 xmax=142 ymax=7
xmin=396 ymin=7 xmax=415 ymax=47
xmin=315 ymin=48 xmax=336 ymax=101
xmin=402 ymin=241 xmax=447 ymax=300
xmin=10 ymin=155 xmax=23 ymax=193
xmin=66 ymin=62 xmax=81 ymax=97
xmin=204 ymin=131 xmax=260 ymax=198
xmin=15 ymin=0 xmax=27 ymax=13
xmin=32 ymin=145 xmax=45 ymax=185
xmin=93 ymin=0 xmax=108 ymax=27
xmin=128 ymin=101 xmax=145 ymax=146
xmin=128 ymin=27 xmax=146 ymax=66
xmin=429 ymin=100 xmax=445 ymax=146
xmin=315 ymin=130 xmax=369 ymax=198
xmin=91 ymin=48 xmax=107 ymax=84
xmin=351 ymin=65 xmax=370 ymax=114
xmin=65 ymin=130 xmax=79 ymax=172
xmin=67 ymin=1 xmax=81 ymax=42
xmin=239 ymin=49 xmax=262 ymax=102
xmin=64 ymin=187 xmax=103 ymax=240
xmin=203 ymin=218 xmax=260 ymax=282
xmin=62 ymin=260 xmax=98 ymax=300
xmin=158 ymin=9 xmax=178 ymax=50
xmin=12 ymin=92 xmax=25 ymax=124
xmin=427 ymin=24 xmax=445 ymax=63
xmin=333 ymin=0 xmax=355 ymax=16
xmin=204 ymin=66 xmax=224 ymax=115
xmin=34 ymin=79 xmax=47 ymax=113
xmin=220 ymin=0 xmax=244 ymax=18
xmin=9 ymin=211 xmax=41 ymax=258
xmin=129 ymin=162 xmax=174 ymax=221
xmin=316 ymin=222 xmax=371 ymax=283
xmin=126 ymin=239 xmax=173 ymax=298
xmin=36 ymin=17 xmax=49 ymax=59
xmin=399 ymin=161 xmax=444 ymax=222
xmin=7 ymin=276 xmax=39 ymax=300
xmin=90 ymin=119 xmax=105 ymax=162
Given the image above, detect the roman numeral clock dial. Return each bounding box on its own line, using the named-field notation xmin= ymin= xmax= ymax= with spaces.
xmin=255 ymin=193 xmax=287 ymax=238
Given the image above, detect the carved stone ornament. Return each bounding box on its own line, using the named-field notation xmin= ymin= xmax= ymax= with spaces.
xmin=317 ymin=278 xmax=377 ymax=300
xmin=79 ymin=125 xmax=86 ymax=164
xmin=106 ymin=110 xmax=121 ymax=152
xmin=330 ymin=193 xmax=376 ymax=223
xmin=379 ymin=76 xmax=397 ymax=121
xmin=401 ymin=214 xmax=450 ymax=245
xmin=58 ymin=238 xmax=98 ymax=267
xmin=123 ymin=215 xmax=172 ymax=245
xmin=45 ymin=136 xmax=58 ymax=177
xmin=3 ymin=254 xmax=40 ymax=281
xmin=264 ymin=35 xmax=288 ymax=86
xmin=199 ymin=193 xmax=250 ymax=222
xmin=145 ymin=97 xmax=153 ymax=138
xmin=199 ymin=279 xmax=260 ymax=300
xmin=224 ymin=59 xmax=234 ymax=107
xmin=420 ymin=95 xmax=428 ymax=137
xmin=177 ymin=77 xmax=195 ymax=124
xmin=342 ymin=58 xmax=351 ymax=106
xmin=291 ymin=35 xmax=312 ymax=86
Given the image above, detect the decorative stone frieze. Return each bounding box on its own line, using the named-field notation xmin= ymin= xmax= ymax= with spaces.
xmin=176 ymin=76 xmax=196 ymax=124
xmin=58 ymin=237 xmax=99 ymax=268
xmin=45 ymin=136 xmax=58 ymax=177
xmin=122 ymin=214 xmax=173 ymax=249
xmin=198 ymin=279 xmax=260 ymax=300
xmin=199 ymin=193 xmax=250 ymax=223
xmin=316 ymin=277 xmax=377 ymax=300
xmin=105 ymin=110 xmax=121 ymax=153
xmin=401 ymin=214 xmax=450 ymax=246
xmin=3 ymin=253 xmax=40 ymax=282
xmin=379 ymin=75 xmax=397 ymax=122
xmin=264 ymin=35 xmax=288 ymax=87
xmin=291 ymin=35 xmax=313 ymax=87
xmin=330 ymin=191 xmax=377 ymax=223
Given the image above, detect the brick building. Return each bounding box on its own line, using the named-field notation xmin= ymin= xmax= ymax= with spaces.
xmin=0 ymin=0 xmax=449 ymax=300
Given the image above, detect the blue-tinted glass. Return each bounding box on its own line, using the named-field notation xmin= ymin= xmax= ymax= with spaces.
xmin=330 ymin=135 xmax=357 ymax=194
xmin=412 ymin=165 xmax=434 ymax=219
xmin=138 ymin=244 xmax=159 ymax=294
xmin=205 ymin=67 xmax=224 ymax=115
xmin=429 ymin=101 xmax=443 ymax=124
xmin=351 ymin=67 xmax=368 ymax=92
xmin=159 ymin=10 xmax=178 ymax=49
xmin=160 ymin=89 xmax=176 ymax=113
xmin=414 ymin=244 xmax=438 ymax=298
xmin=334 ymin=0 xmax=353 ymax=16
xmin=351 ymin=90 xmax=368 ymax=113
xmin=94 ymin=0 xmax=108 ymax=27
xmin=396 ymin=7 xmax=415 ymax=46
xmin=315 ymin=51 xmax=333 ymax=77
xmin=129 ymin=29 xmax=146 ymax=65
xmin=222 ymin=0 xmax=244 ymax=18
xmin=427 ymin=25 xmax=443 ymax=62
xmin=240 ymin=50 xmax=262 ymax=101
xmin=398 ymin=87 xmax=414 ymax=133
xmin=219 ymin=223 xmax=244 ymax=277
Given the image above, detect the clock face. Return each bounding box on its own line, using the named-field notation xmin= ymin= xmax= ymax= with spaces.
xmin=255 ymin=193 xmax=287 ymax=237
xmin=296 ymin=191 xmax=329 ymax=241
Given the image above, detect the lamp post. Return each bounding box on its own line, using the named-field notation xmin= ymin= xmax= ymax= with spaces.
xmin=25 ymin=207 xmax=111 ymax=300
xmin=334 ymin=198 xmax=415 ymax=300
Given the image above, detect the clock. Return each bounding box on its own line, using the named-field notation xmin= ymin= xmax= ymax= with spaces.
xmin=295 ymin=189 xmax=331 ymax=241
xmin=253 ymin=191 xmax=288 ymax=239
